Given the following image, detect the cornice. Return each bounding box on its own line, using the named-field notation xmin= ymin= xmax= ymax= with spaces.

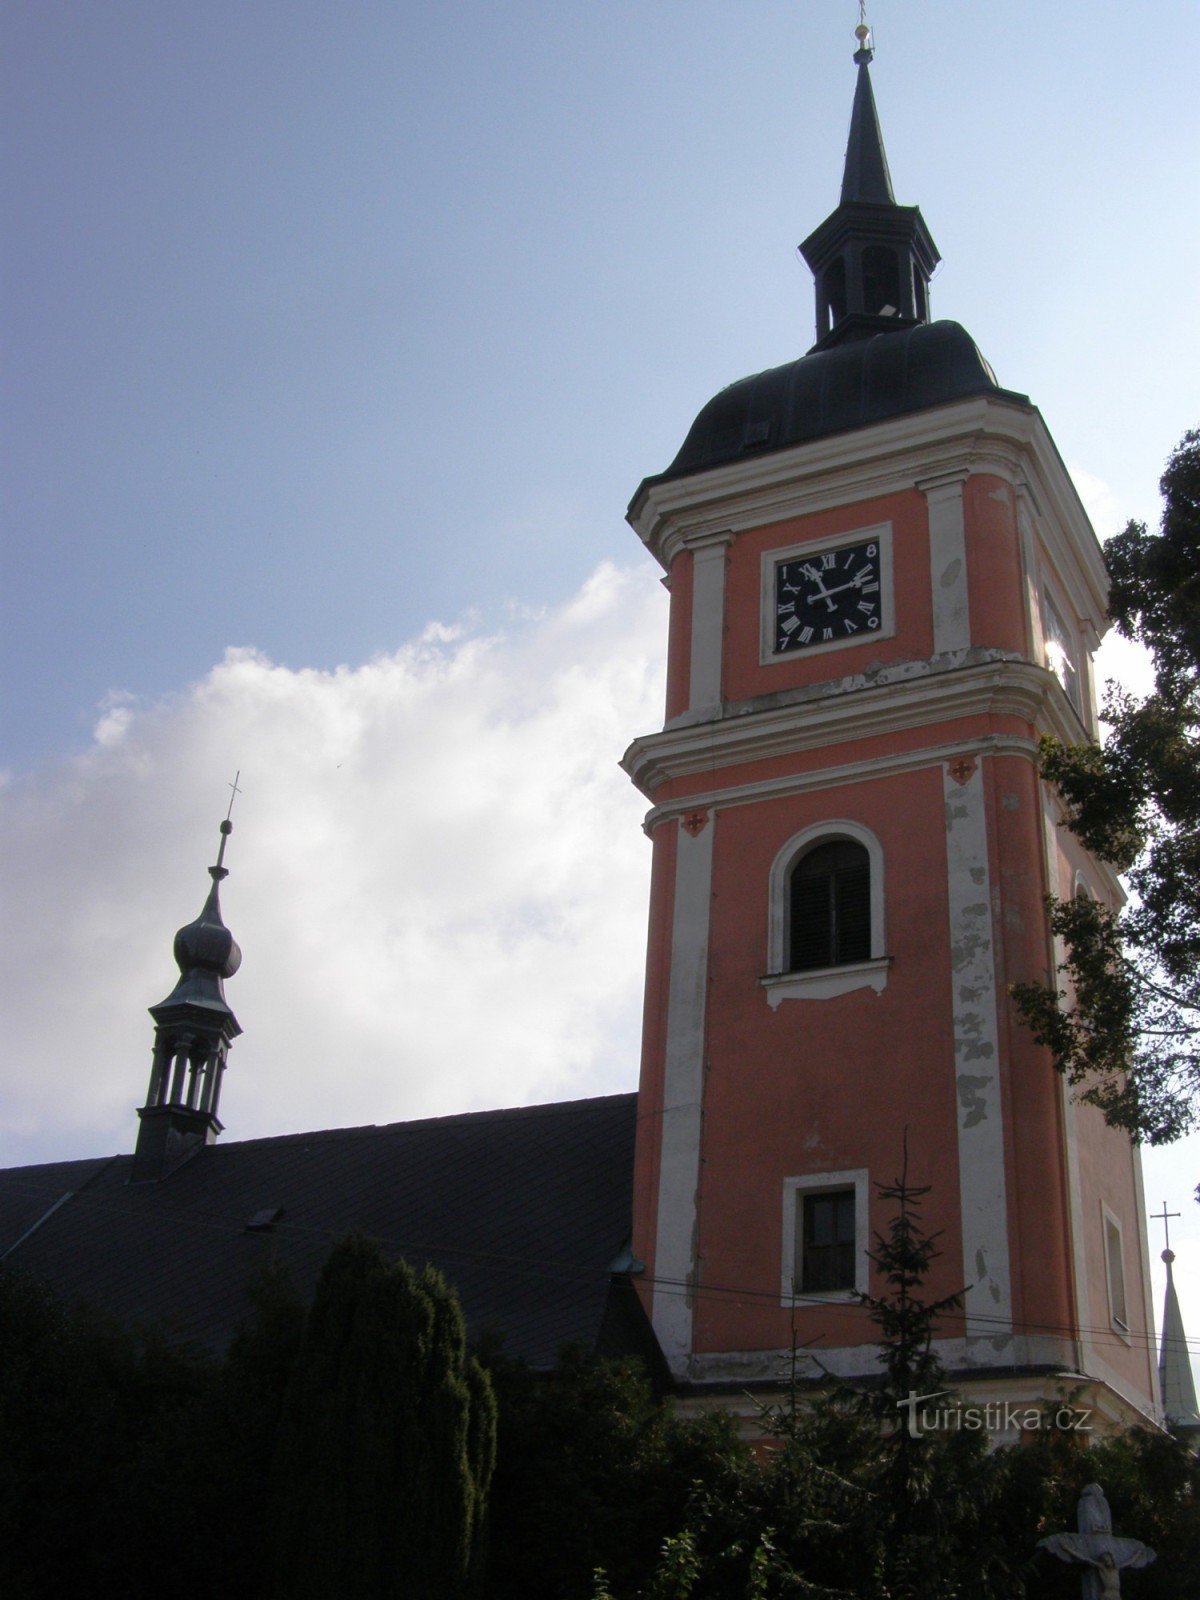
xmin=636 ymin=732 xmax=1040 ymax=831
xmin=628 ymin=395 xmax=1028 ymax=560
xmin=628 ymin=395 xmax=1109 ymax=625
xmin=622 ymin=654 xmax=1071 ymax=798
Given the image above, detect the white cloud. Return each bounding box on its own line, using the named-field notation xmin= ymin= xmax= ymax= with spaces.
xmin=1067 ymin=460 xmax=1122 ymax=541
xmin=1 ymin=563 xmax=668 ymax=1166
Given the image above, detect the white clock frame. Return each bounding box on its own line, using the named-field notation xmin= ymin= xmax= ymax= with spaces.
xmin=760 ymin=520 xmax=895 ymax=665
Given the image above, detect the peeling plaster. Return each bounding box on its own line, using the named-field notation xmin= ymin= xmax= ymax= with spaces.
xmin=925 ymin=476 xmax=971 ymax=655
xmin=653 ymin=816 xmax=715 ymax=1370
xmin=943 ymin=760 xmax=1013 ymax=1340
xmin=664 ymin=645 xmax=1027 ymax=732
xmin=958 ymin=1073 xmax=992 ymax=1126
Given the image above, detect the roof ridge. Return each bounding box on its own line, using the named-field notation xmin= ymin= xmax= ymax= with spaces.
xmin=213 ymin=1090 xmax=638 ymax=1152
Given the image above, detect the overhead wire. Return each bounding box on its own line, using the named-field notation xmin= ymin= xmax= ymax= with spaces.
xmin=2 ymin=1168 xmax=1197 ymax=1361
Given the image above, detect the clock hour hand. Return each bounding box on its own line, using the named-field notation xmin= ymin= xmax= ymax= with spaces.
xmin=798 ymin=567 xmax=839 ymax=611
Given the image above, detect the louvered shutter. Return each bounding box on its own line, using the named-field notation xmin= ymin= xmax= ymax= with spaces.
xmin=832 ymin=852 xmax=870 ymax=963
xmin=788 ymin=840 xmax=871 ymax=971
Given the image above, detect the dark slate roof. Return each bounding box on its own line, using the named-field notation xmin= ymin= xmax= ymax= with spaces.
xmin=638 ymin=321 xmax=1029 ymax=494
xmin=0 ymin=1093 xmax=639 ymax=1370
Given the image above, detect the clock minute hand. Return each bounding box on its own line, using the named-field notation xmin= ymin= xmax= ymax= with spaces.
xmin=814 ymin=571 xmax=876 ymax=600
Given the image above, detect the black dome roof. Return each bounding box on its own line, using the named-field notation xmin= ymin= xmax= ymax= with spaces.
xmin=647 ymin=321 xmax=1028 ymax=491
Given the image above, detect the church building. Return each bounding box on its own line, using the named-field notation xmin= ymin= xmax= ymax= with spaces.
xmin=0 ymin=27 xmax=1170 ymax=1435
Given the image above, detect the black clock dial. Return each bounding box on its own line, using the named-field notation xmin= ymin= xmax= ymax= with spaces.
xmin=773 ymin=538 xmax=882 ymax=653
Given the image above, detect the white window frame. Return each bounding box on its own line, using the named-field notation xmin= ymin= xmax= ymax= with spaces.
xmin=781 ymin=1168 xmax=870 ymax=1305
xmin=1102 ymin=1202 xmax=1131 ymax=1340
xmin=1041 ymin=584 xmax=1085 ymax=722
xmin=762 ymin=820 xmax=889 ymax=1006
xmin=760 ymin=521 xmax=895 ymax=666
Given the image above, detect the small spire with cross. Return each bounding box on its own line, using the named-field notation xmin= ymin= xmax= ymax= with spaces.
xmin=133 ymin=789 xmax=244 ymax=1181
xmin=1153 ymin=1199 xmax=1200 ymax=1435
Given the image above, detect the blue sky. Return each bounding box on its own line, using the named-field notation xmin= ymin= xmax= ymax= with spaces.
xmin=6 ymin=1 xmax=1199 ymax=765
xmin=3 ymin=3 xmax=1198 ymax=1376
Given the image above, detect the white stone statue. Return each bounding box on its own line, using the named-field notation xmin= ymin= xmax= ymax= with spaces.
xmin=1038 ymin=1483 xmax=1157 ymax=1598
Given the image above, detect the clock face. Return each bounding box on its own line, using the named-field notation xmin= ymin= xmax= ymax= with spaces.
xmin=772 ymin=537 xmax=882 ymax=654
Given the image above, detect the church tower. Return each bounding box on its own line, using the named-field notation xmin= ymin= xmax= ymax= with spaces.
xmin=131 ymin=817 xmax=242 ymax=1182
xmin=624 ymin=25 xmax=1157 ymax=1428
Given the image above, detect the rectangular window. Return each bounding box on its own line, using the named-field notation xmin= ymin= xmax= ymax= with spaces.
xmin=800 ymin=1189 xmax=856 ymax=1294
xmin=1043 ymin=591 xmax=1082 ymax=715
xmin=1104 ymin=1210 xmax=1128 ymax=1332
xmin=781 ymin=1170 xmax=868 ymax=1304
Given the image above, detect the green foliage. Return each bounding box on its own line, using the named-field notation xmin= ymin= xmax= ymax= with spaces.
xmin=0 ymin=1242 xmax=491 ymax=1600
xmin=484 ymin=1344 xmax=749 ymax=1600
xmin=6 ymin=1233 xmax=1197 ymax=1600
xmin=267 ymin=1236 xmax=495 ymax=1600
xmin=578 ymin=1165 xmax=1197 ymax=1600
xmin=0 ymin=1262 xmax=222 ymax=1600
xmin=1012 ymin=427 xmax=1200 ymax=1144
xmin=856 ymin=1146 xmax=964 ymax=1420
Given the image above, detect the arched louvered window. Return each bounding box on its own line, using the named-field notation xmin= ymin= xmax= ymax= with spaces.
xmin=822 ymin=259 xmax=848 ymax=329
xmin=788 ymin=839 xmax=871 ymax=972
xmin=861 ymin=245 xmax=901 ymax=316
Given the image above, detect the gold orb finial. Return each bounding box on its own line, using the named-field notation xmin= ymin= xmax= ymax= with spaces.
xmin=854 ymin=4 xmax=874 ymax=61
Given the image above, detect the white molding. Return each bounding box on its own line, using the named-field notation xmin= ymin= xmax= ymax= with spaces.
xmin=1081 ymin=1343 xmax=1159 ymax=1421
xmin=765 ymin=818 xmax=886 ymax=972
xmin=762 ymin=958 xmax=890 ymax=1007
xmin=683 ymin=529 xmax=732 ymax=713
xmin=623 ymin=655 xmax=1077 ymax=797
xmin=943 ymin=758 xmax=1013 ymax=1344
xmin=641 ymin=733 xmax=1039 ymax=834
xmin=781 ymin=1169 xmax=870 ymax=1304
xmin=1015 ymin=486 xmax=1042 ymax=664
xmin=921 ymin=473 xmax=971 ymax=655
xmin=758 ymin=521 xmax=895 ymax=665
xmin=628 ymin=397 xmax=1109 ymax=634
xmin=1040 ymin=778 xmax=1094 ymax=1380
xmin=1129 ymin=1143 xmax=1160 ymax=1415
xmin=653 ymin=814 xmax=716 ymax=1373
xmin=640 ymin=735 xmax=1122 ymax=905
xmin=682 ymin=1332 xmax=1078 ymax=1387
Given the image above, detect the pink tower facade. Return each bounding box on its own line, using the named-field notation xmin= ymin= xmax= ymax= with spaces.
xmin=622 ymin=42 xmax=1156 ymax=1433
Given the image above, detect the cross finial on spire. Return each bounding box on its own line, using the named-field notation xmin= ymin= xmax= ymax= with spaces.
xmin=213 ymin=771 xmax=242 ymax=877
xmin=1154 ymin=1200 xmax=1182 ymax=1258
xmin=854 ymin=2 xmax=874 ymax=64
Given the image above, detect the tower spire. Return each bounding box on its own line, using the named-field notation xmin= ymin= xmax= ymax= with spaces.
xmin=841 ymin=12 xmax=894 ymax=204
xmin=1154 ymin=1202 xmax=1200 ymax=1437
xmin=132 ymin=807 xmax=243 ymax=1182
xmin=798 ymin=18 xmax=939 ymax=350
